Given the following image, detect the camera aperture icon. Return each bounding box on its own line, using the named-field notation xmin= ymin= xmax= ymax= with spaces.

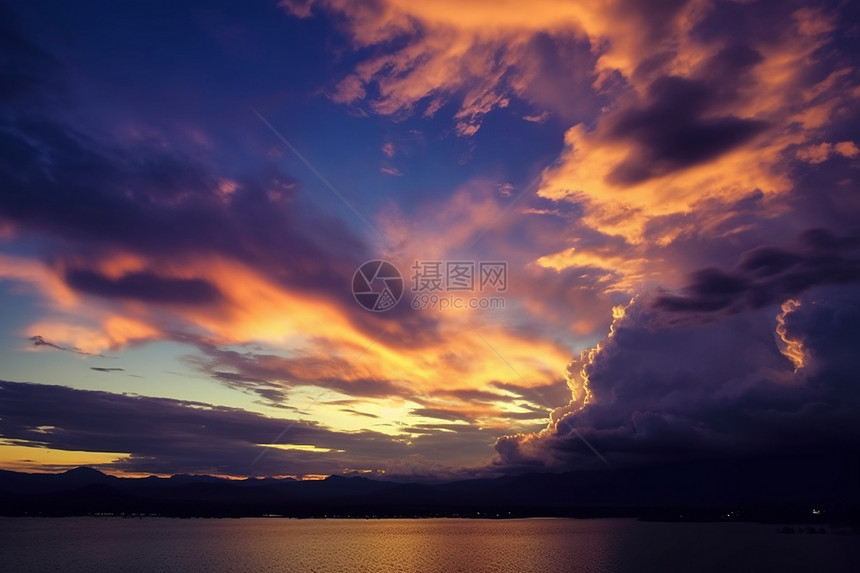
xmin=352 ymin=260 xmax=403 ymax=312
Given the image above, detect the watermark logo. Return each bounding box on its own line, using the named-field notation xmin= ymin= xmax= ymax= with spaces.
xmin=353 ymin=259 xmax=507 ymax=312
xmin=411 ymin=261 xmax=508 ymax=293
xmin=352 ymin=260 xmax=404 ymax=312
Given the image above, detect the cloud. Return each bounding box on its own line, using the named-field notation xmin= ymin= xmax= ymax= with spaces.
xmin=28 ymin=335 xmax=103 ymax=357
xmin=284 ymin=0 xmax=860 ymax=310
xmin=331 ymin=74 xmax=366 ymax=104
xmin=797 ymin=140 xmax=860 ymax=163
xmin=64 ymin=269 xmax=224 ymax=305
xmin=0 ymin=379 xmax=512 ymax=479
xmin=495 ymin=278 xmax=860 ymax=471
xmin=0 ymin=26 xmax=395 ymax=364
xmin=0 ymin=379 xmax=460 ymax=477
xmin=28 ymin=335 xmax=64 ymax=352
xmin=280 ymin=0 xmax=612 ymax=134
xmin=522 ymin=111 xmax=550 ymax=124
xmin=653 ymin=229 xmax=860 ymax=316
xmin=410 ymin=408 xmax=471 ymax=423
xmin=380 ymin=165 xmax=402 ymax=176
xmin=26 ymin=317 xmax=159 ymax=356
xmin=0 ymin=20 xmax=585 ymax=436
xmin=338 ymin=408 xmax=379 ymax=419
xmin=605 ymin=74 xmax=769 ymax=185
xmin=536 ymin=5 xmax=854 ymax=243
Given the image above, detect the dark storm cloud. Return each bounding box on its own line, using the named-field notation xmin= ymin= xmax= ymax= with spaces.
xmin=605 ymin=39 xmax=770 ymax=186
xmin=89 ymin=367 xmax=125 ymax=373
xmin=0 ymin=380 xmax=416 ymax=476
xmin=654 ymin=229 xmax=860 ymax=315
xmin=496 ymin=284 xmax=860 ymax=471
xmin=65 ymin=269 xmax=224 ymax=305
xmin=607 ymin=74 xmax=768 ymax=185
xmin=654 ymin=267 xmax=751 ymax=313
xmin=489 ymin=0 xmax=860 ymax=474
xmin=738 ymin=247 xmax=803 ymax=277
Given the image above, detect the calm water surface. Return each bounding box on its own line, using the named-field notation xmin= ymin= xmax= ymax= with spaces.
xmin=1 ymin=517 xmax=858 ymax=572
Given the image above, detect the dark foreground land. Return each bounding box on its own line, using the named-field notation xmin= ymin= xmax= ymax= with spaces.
xmin=1 ymin=453 xmax=858 ymax=525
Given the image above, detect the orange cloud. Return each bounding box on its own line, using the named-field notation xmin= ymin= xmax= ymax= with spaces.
xmin=536 ymin=5 xmax=855 ymax=245
xmin=775 ymin=299 xmax=805 ymax=372
xmin=798 ymin=140 xmax=860 ymax=163
xmin=537 ymin=122 xmax=794 ymax=242
xmin=6 ymin=245 xmax=573 ymax=431
xmin=536 ymin=242 xmax=655 ymax=294
xmin=280 ymin=0 xmax=594 ymax=134
xmin=25 ymin=315 xmax=157 ymax=355
xmin=0 ymin=254 xmax=78 ymax=307
xmin=290 ymin=0 xmax=858 ymax=291
xmin=280 ymin=0 xmax=725 ymax=135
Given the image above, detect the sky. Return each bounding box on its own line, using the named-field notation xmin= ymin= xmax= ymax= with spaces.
xmin=0 ymin=0 xmax=859 ymax=480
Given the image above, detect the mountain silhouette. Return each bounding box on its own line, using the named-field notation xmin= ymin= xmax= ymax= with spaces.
xmin=1 ymin=453 xmax=857 ymax=522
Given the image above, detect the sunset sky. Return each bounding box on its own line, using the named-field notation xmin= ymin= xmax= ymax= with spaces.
xmin=1 ymin=0 xmax=859 ymax=479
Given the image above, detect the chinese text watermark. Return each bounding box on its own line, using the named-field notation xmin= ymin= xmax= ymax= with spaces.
xmin=352 ymin=260 xmax=508 ymax=312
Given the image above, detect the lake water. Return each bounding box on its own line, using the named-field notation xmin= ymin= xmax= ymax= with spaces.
xmin=1 ymin=517 xmax=857 ymax=572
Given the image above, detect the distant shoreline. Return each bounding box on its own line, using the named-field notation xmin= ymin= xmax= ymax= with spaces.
xmin=3 ymin=462 xmax=858 ymax=526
